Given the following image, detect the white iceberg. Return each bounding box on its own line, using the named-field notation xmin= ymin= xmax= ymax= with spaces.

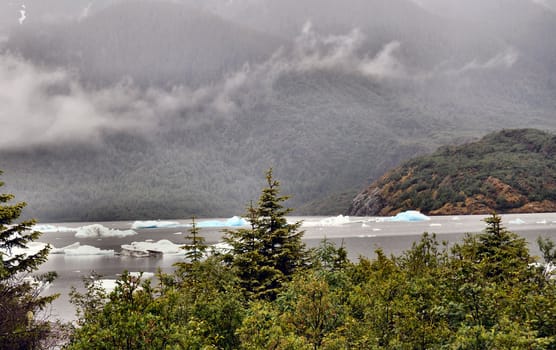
xmin=96 ymin=279 xmax=118 ymax=293
xmin=1 ymin=242 xmax=49 ymax=261
xmin=509 ymin=218 xmax=526 ymax=225
xmin=32 ymin=224 xmax=77 ymax=233
xmin=96 ymin=272 xmax=155 ymax=292
xmin=75 ymin=224 xmax=137 ymax=238
xmin=129 ymin=271 xmax=155 ymax=279
xmin=50 ymin=242 xmax=81 ymax=254
xmin=302 ymin=215 xmax=351 ymax=227
xmin=210 ymin=242 xmax=233 ymax=254
xmin=120 ymin=245 xmax=150 ymax=257
xmin=64 ymin=245 xmax=115 ymax=256
xmin=121 ymin=240 xmax=184 ymax=256
xmin=388 ymin=210 xmax=431 ymax=222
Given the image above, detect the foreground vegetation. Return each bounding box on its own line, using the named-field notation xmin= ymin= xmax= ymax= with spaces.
xmin=4 ymin=168 xmax=556 ymax=348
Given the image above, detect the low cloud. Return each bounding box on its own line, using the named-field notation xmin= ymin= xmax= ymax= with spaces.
xmin=281 ymin=22 xmax=405 ymax=78
xmin=0 ymin=24 xmax=520 ymax=149
xmin=459 ymin=47 xmax=519 ymax=71
xmin=0 ymin=55 xmax=173 ymax=149
xmin=444 ymin=47 xmax=519 ymax=75
xmin=206 ymin=22 xmax=408 ymax=111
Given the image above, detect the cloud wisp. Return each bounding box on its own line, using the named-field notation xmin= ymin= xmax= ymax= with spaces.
xmin=0 ymin=23 xmax=520 ymax=149
xmin=0 ymin=55 xmax=167 ymax=148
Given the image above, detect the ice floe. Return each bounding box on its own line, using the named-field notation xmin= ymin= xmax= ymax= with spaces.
xmin=50 ymin=242 xmax=114 ymax=256
xmin=50 ymin=242 xmax=81 ymax=254
xmin=210 ymin=242 xmax=233 ymax=254
xmin=1 ymin=241 xmax=49 ymax=261
xmin=130 ymin=217 xmax=248 ymax=229
xmin=97 ymin=279 xmax=118 ymax=292
xmin=97 ymin=272 xmax=155 ymax=292
xmin=302 ymin=215 xmax=351 ymax=227
xmin=387 ymin=210 xmax=431 ymax=222
xmin=64 ymin=244 xmax=115 ymax=256
xmin=129 ymin=271 xmax=155 ymax=279
xmin=121 ymin=239 xmax=184 ymax=257
xmin=75 ymin=224 xmax=137 ymax=238
xmin=32 ymin=224 xmax=77 ymax=233
xmin=509 ymin=218 xmax=526 ymax=225
xmin=131 ymin=220 xmax=181 ymax=229
xmin=197 ymin=216 xmax=248 ymax=228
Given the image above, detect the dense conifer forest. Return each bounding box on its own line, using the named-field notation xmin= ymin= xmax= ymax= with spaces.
xmin=4 ymin=169 xmax=556 ymax=349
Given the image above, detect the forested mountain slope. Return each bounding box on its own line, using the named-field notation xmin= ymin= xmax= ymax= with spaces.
xmin=349 ymin=129 xmax=556 ymax=216
xmin=0 ymin=0 xmax=556 ymax=221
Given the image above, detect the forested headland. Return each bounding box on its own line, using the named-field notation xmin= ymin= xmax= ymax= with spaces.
xmin=350 ymin=129 xmax=556 ymax=216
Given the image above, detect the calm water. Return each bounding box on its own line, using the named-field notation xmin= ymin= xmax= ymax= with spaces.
xmin=34 ymin=213 xmax=556 ymax=321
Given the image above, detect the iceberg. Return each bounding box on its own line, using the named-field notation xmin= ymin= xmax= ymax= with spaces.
xmin=210 ymin=242 xmax=233 ymax=254
xmin=96 ymin=279 xmax=118 ymax=293
xmin=1 ymin=242 xmax=49 ymax=261
xmin=120 ymin=245 xmax=150 ymax=258
xmin=75 ymin=224 xmax=137 ymax=238
xmin=388 ymin=210 xmax=431 ymax=222
xmin=50 ymin=242 xmax=81 ymax=254
xmin=32 ymin=224 xmax=77 ymax=233
xmin=302 ymin=215 xmax=351 ymax=227
xmin=509 ymin=218 xmax=526 ymax=225
xmin=130 ymin=217 xmax=247 ymax=229
xmin=64 ymin=245 xmax=115 ymax=256
xmin=197 ymin=216 xmax=248 ymax=228
xmin=121 ymin=240 xmax=184 ymax=256
xmin=131 ymin=220 xmax=181 ymax=229
xmin=129 ymin=271 xmax=155 ymax=279
xmin=96 ymin=272 xmax=155 ymax=292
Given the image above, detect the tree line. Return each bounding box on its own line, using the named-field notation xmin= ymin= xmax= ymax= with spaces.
xmin=3 ymin=169 xmax=556 ymax=348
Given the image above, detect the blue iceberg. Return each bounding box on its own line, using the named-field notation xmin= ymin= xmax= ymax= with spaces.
xmin=388 ymin=210 xmax=431 ymax=222
xmin=197 ymin=216 xmax=248 ymax=228
xmin=131 ymin=220 xmax=181 ymax=229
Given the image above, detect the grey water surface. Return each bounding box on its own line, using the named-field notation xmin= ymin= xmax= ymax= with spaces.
xmin=36 ymin=213 xmax=556 ymax=321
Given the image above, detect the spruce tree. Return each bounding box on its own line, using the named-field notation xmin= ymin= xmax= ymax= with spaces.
xmin=225 ymin=168 xmax=306 ymax=300
xmin=172 ymin=217 xmax=209 ymax=291
xmin=0 ymin=171 xmax=57 ymax=349
xmin=181 ymin=217 xmax=207 ymax=264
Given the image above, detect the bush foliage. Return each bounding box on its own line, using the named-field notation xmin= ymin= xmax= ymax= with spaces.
xmin=65 ymin=171 xmax=556 ymax=349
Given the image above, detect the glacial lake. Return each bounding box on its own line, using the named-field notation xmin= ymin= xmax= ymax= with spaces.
xmin=33 ymin=213 xmax=556 ymax=321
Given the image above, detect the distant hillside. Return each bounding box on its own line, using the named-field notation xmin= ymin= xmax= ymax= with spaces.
xmin=2 ymin=1 xmax=556 ymax=221
xmin=349 ymin=129 xmax=556 ymax=216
